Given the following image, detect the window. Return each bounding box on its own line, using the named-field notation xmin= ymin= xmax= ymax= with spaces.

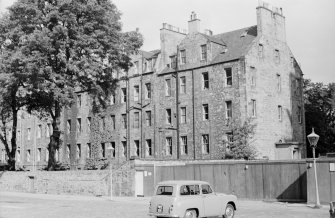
xmin=122 ymin=114 xmax=127 ymax=129
xmin=77 ymin=94 xmax=82 ymax=108
xmin=277 ymin=74 xmax=281 ymax=92
xmin=156 ymin=186 xmax=173 ymax=196
xmin=147 ymin=59 xmax=152 ymax=72
xmin=77 ymin=118 xmax=82 ymax=135
xmin=37 ymin=148 xmax=41 ymax=161
xmin=76 ymin=144 xmax=81 ymax=159
xmin=274 ymin=49 xmax=280 ymax=64
xmin=298 ymin=106 xmax=302 ymax=123
xmin=16 ymin=150 xmax=21 ymax=162
xmin=180 ymin=49 xmax=186 ymax=65
xmin=111 ymin=115 xmax=115 ymax=130
xmin=37 ymin=124 xmax=42 ymax=138
xmin=145 ymin=83 xmax=151 ymax=99
xmin=110 ymin=93 xmax=115 ymax=105
xmin=202 ymin=72 xmax=209 ymax=89
xmin=201 ymin=184 xmax=213 ymax=194
xmin=146 ymin=139 xmax=152 ymax=156
xmin=250 ymin=67 xmax=256 ymax=87
xmin=134 ymin=85 xmax=139 ymax=101
xmin=180 ymin=76 xmax=186 ymax=94
xmin=67 ymin=120 xmax=71 ymax=134
xmin=225 ymin=68 xmax=232 ymax=86
xmin=134 ymin=61 xmax=139 ymax=73
xmin=166 ymin=109 xmax=172 ymax=124
xmin=166 ymin=137 xmax=172 ymax=156
xmin=224 ymin=133 xmax=233 ymax=151
xmin=134 ymin=140 xmax=140 ymax=156
xmin=278 ymin=105 xmax=283 ymax=121
xmin=55 ymin=148 xmax=59 ymax=162
xmin=180 ymin=185 xmax=200 ymax=196
xmin=101 ymin=143 xmax=106 ymax=158
xmin=170 ymin=55 xmax=177 ymax=69
xmin=201 ymin=44 xmax=207 ymax=61
xmin=181 ymin=136 xmax=187 ymax=155
xmin=121 ymin=88 xmax=127 ymax=103
xmin=146 ymin=111 xmax=152 ymax=126
xmin=165 ymin=79 xmax=171 ymax=96
xmin=180 ymin=107 xmax=186 ymax=124
xmin=226 ymin=101 xmax=232 ymax=119
xmin=67 ymin=144 xmax=71 ymax=159
xmin=86 ymin=117 xmax=91 ymax=132
xmin=144 ymin=61 xmax=147 ymax=72
xmin=251 ymin=99 xmax=256 ymax=117
xmin=27 ymin=128 xmax=31 ymax=140
xmin=134 ymin=112 xmax=139 ymax=128
xmin=46 ymin=149 xmax=49 ymax=162
xmin=202 ymin=135 xmax=209 ymax=154
xmin=111 ymin=142 xmax=115 ymax=158
xmin=101 ymin=116 xmax=106 ymax=131
xmin=258 ymin=44 xmax=263 ymax=58
xmin=290 ymin=57 xmax=294 ymax=68
xmin=122 ymin=141 xmax=127 ymax=157
xmin=46 ymin=123 xmax=52 ymax=137
xmin=87 ymin=143 xmax=92 ymax=158
xmin=25 ymin=149 xmax=31 ymax=162
xmin=202 ymin=104 xmax=209 ymax=121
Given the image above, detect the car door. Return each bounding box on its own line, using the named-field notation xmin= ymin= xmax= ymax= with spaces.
xmin=201 ymin=184 xmax=221 ymax=217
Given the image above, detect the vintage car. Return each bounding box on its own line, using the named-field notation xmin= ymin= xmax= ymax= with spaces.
xmin=148 ymin=180 xmax=237 ymax=218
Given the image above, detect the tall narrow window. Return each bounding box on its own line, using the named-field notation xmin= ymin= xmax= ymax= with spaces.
xmin=277 ymin=74 xmax=281 ymax=92
xmin=170 ymin=55 xmax=176 ymax=69
xmin=202 ymin=72 xmax=209 ymax=89
xmin=202 ymin=134 xmax=209 ymax=154
xmin=258 ymin=44 xmax=263 ymax=58
xmin=278 ymin=105 xmax=283 ymax=121
xmin=251 ymin=67 xmax=256 ymax=87
xmin=101 ymin=116 xmax=106 ymax=131
xmin=180 ymin=76 xmax=186 ymax=94
xmin=122 ymin=114 xmax=127 ymax=129
xmin=111 ymin=142 xmax=115 ymax=158
xmin=77 ymin=118 xmax=82 ymax=135
xmin=46 ymin=148 xmax=49 ymax=162
xmin=111 ymin=115 xmax=115 ymax=130
xmin=145 ymin=83 xmax=151 ymax=99
xmin=76 ymin=144 xmax=81 ymax=159
xmin=134 ymin=61 xmax=139 ymax=74
xmin=134 ymin=112 xmax=139 ymax=128
xmin=226 ymin=101 xmax=232 ymax=119
xmin=201 ymin=44 xmax=207 ymax=61
xmin=27 ymin=149 xmax=31 ymax=162
xmin=166 ymin=109 xmax=172 ymax=124
xmin=274 ymin=49 xmax=280 ymax=64
xmin=251 ymin=99 xmax=256 ymax=117
xmin=55 ymin=148 xmax=59 ymax=162
xmin=166 ymin=137 xmax=172 ymax=156
xmin=101 ymin=143 xmax=106 ymax=158
xmin=87 ymin=143 xmax=92 ymax=158
xmin=134 ymin=85 xmax=139 ymax=101
xmin=37 ymin=148 xmax=41 ymax=161
xmin=16 ymin=150 xmax=21 ymax=162
xmin=180 ymin=107 xmax=186 ymax=124
xmin=180 ymin=136 xmax=188 ymax=155
xmin=225 ymin=68 xmax=232 ymax=86
xmin=27 ymin=128 xmax=31 ymax=140
xmin=180 ymin=49 xmax=186 ymax=65
xmin=290 ymin=57 xmax=294 ymax=68
xmin=67 ymin=144 xmax=70 ymax=159
xmin=110 ymin=93 xmax=115 ymax=105
xmin=87 ymin=117 xmax=91 ymax=132
xmin=37 ymin=124 xmax=42 ymax=138
xmin=46 ymin=123 xmax=52 ymax=137
xmin=165 ymin=79 xmax=171 ymax=96
xmin=122 ymin=141 xmax=127 ymax=157
xmin=202 ymin=104 xmax=209 ymax=121
xmin=134 ymin=140 xmax=140 ymax=156
xmin=121 ymin=88 xmax=127 ymax=103
xmin=67 ymin=120 xmax=71 ymax=134
xmin=146 ymin=139 xmax=152 ymax=156
xmin=77 ymin=94 xmax=82 ymax=108
xmin=146 ymin=111 xmax=152 ymax=126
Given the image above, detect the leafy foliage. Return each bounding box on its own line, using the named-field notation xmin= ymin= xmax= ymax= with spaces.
xmin=223 ymin=118 xmax=257 ymax=160
xmin=304 ymin=79 xmax=335 ymax=156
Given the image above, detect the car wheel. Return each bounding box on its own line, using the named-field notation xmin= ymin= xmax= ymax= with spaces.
xmin=223 ymin=203 xmax=235 ymax=218
xmin=184 ymin=209 xmax=198 ymax=218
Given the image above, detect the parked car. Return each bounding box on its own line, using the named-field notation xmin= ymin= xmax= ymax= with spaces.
xmin=148 ymin=180 xmax=237 ymax=218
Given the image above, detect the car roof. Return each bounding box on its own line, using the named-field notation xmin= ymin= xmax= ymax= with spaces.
xmin=157 ymin=180 xmax=209 ymax=186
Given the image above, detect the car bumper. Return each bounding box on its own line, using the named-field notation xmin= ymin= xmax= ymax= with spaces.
xmin=148 ymin=212 xmax=179 ymax=217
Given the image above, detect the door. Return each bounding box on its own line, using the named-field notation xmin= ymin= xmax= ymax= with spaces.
xmin=135 ymin=171 xmax=144 ymax=197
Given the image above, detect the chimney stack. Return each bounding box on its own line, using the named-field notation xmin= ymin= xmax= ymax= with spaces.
xmin=188 ymin=12 xmax=200 ymax=34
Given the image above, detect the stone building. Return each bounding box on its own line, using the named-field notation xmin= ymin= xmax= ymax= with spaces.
xmin=0 ymin=2 xmax=305 ymax=169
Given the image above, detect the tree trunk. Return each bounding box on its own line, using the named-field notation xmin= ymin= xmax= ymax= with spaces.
xmin=47 ymin=101 xmax=61 ymax=171
xmin=8 ymin=109 xmax=18 ymax=171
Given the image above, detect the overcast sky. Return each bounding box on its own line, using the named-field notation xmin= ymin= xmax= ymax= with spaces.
xmin=1 ymin=0 xmax=334 ymax=83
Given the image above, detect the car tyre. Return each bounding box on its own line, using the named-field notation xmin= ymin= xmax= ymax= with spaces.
xmin=184 ymin=209 xmax=198 ymax=218
xmin=223 ymin=203 xmax=235 ymax=218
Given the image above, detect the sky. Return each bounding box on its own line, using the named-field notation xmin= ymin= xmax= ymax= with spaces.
xmin=1 ymin=0 xmax=334 ymax=83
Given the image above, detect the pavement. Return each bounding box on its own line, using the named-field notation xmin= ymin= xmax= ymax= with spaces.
xmin=0 ymin=191 xmax=330 ymax=218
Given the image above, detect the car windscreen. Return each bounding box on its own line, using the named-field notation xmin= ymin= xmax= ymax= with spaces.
xmin=156 ymin=186 xmax=173 ymax=195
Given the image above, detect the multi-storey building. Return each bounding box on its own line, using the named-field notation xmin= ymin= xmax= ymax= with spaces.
xmin=0 ymin=2 xmax=305 ymax=169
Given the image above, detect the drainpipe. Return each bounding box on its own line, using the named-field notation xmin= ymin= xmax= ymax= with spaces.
xmin=175 ymin=46 xmax=180 ymax=160
xmin=192 ymin=69 xmax=196 ymax=160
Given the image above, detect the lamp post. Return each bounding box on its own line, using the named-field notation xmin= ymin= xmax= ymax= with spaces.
xmin=307 ymin=128 xmax=321 ymax=208
xmin=106 ymin=145 xmax=114 ymax=201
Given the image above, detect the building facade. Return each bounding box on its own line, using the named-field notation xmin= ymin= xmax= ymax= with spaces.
xmin=0 ymin=2 xmax=305 ymax=169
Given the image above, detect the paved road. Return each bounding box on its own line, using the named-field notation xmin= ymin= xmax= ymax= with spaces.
xmin=0 ymin=192 xmax=330 ymax=218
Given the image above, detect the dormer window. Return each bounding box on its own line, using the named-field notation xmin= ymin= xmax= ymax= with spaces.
xmin=170 ymin=55 xmax=177 ymax=69
xmin=180 ymin=50 xmax=186 ymax=65
xmin=201 ymin=44 xmax=207 ymax=61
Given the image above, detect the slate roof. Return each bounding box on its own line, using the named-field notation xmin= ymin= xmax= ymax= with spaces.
xmin=200 ymin=33 xmax=226 ymax=46
xmin=211 ymin=25 xmax=257 ymax=64
xmin=140 ymin=50 xmax=160 ymax=59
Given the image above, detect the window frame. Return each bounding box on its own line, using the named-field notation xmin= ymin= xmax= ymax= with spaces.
xmin=202 ymin=72 xmax=209 ymax=90
xmin=180 ymin=107 xmax=186 ymax=124
xmin=180 ymin=49 xmax=186 ymax=65
xmin=225 ymin=68 xmax=232 ymax=86
xmin=202 ymin=134 xmax=209 ymax=154
xmin=201 ymin=44 xmax=207 ymax=61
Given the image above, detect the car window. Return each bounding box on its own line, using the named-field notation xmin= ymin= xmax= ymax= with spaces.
xmin=180 ymin=185 xmax=200 ymax=196
xmin=201 ymin=184 xmax=213 ymax=194
xmin=156 ymin=186 xmax=173 ymax=195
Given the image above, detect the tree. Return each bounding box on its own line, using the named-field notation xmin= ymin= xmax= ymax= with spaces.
xmin=304 ymin=79 xmax=335 ymax=157
xmin=1 ymin=0 xmax=143 ymax=170
xmin=223 ymin=118 xmax=257 ymax=160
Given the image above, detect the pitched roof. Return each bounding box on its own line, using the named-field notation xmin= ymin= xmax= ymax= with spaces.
xmin=211 ymin=25 xmax=257 ymax=64
xmin=140 ymin=49 xmax=160 ymax=59
xmin=200 ymin=33 xmax=226 ymax=46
